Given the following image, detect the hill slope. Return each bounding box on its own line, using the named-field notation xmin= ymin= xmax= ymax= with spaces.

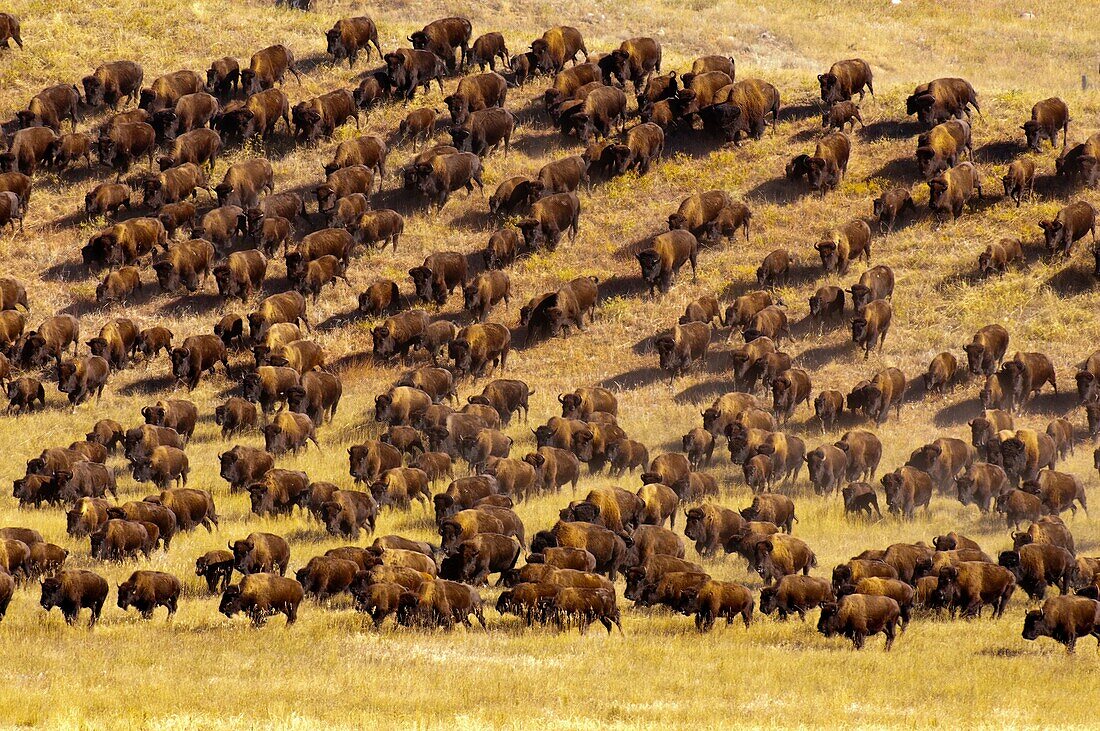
xmin=0 ymin=0 xmax=1098 ymax=727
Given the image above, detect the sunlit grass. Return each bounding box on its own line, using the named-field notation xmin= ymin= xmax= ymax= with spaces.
xmin=0 ymin=0 xmax=1097 ymax=726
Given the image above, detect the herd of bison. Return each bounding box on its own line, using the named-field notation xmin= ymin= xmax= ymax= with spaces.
xmin=0 ymin=10 xmax=1098 ymax=653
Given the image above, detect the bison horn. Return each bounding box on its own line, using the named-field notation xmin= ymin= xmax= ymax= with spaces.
xmin=557 ymin=394 xmax=565 ymax=403
xmin=227 ymin=542 xmax=235 ymax=550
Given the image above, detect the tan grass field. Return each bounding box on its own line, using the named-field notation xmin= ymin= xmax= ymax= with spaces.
xmin=0 ymin=0 xmax=1099 ymax=727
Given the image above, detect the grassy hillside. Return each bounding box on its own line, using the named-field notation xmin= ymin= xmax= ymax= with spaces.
xmin=0 ymin=0 xmax=1098 ymax=727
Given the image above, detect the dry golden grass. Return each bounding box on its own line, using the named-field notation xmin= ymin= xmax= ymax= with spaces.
xmin=0 ymin=0 xmax=1099 ymax=727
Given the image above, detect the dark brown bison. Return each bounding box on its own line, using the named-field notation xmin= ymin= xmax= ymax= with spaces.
xmin=787 ymin=132 xmax=850 ymax=194
xmin=327 ymin=17 xmax=383 ymax=68
xmin=219 ymin=573 xmax=304 ymax=626
xmin=40 ymin=570 xmax=110 ymax=626
xmin=1040 ymin=200 xmax=1096 ymax=258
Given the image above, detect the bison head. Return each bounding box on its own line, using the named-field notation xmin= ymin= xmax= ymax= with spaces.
xmin=240 ymin=373 xmax=265 ymax=403
xmin=601 ymin=50 xmax=630 ymax=86
xmin=818 ymin=73 xmax=844 ymax=103
xmin=558 ymin=393 xmax=582 ymax=419
xmin=954 ymin=475 xmax=978 ymax=506
xmin=320 ymin=501 xmax=347 ymax=536
xmin=325 ymin=28 xmax=346 ymax=59
xmin=1021 ymin=609 xmax=1049 ymax=642
xmin=432 ymin=493 xmax=457 ymax=525
xmin=285 ymin=386 xmax=308 ymax=414
xmin=912 ymin=94 xmax=940 ymax=126
xmin=785 ymin=154 xmax=812 ymax=181
xmin=528 ymin=39 xmax=552 ymax=72
xmin=850 ymin=317 xmax=870 ymax=345
xmin=218 ymin=585 xmax=244 ymax=617
xmin=448 ymin=338 xmax=472 ymax=374
xmin=81 ymin=75 xmax=107 ymax=106
xmin=802 ymin=157 xmax=833 ymax=190
xmin=39 ymin=576 xmax=65 ymax=611
xmin=444 ymin=93 xmax=470 ymax=125
xmin=815 ymin=601 xmax=843 ymax=637
xmin=531 ymin=424 xmax=555 ymax=449
xmin=682 ymin=508 xmax=708 ymax=543
xmin=246 ymin=481 xmax=274 ymax=515
xmin=150 ymin=110 xmax=179 ymax=141
xmin=635 ymin=250 xmax=662 ymax=284
xmin=213 ymin=182 xmax=236 ymax=207
xmin=238 ymin=69 xmax=262 ymax=95
xmin=1000 ymin=438 xmax=1028 ymax=475
xmin=116 ymin=579 xmax=138 ymax=611
xmin=247 ymin=313 xmax=269 ymax=343
xmin=1038 ymin=219 xmax=1065 ymax=251
xmin=997 ymin=549 xmax=1023 ymax=576
xmin=374 ymin=393 xmax=394 ymax=423
xmin=515 ymin=218 xmax=543 ymax=249
xmin=522 ymin=451 xmax=546 ymax=474
xmin=927 ymin=177 xmax=950 ymax=211
xmin=880 ymin=472 xmax=903 ymax=506
xmin=292 ymin=106 xmax=323 ymax=141
xmin=915 ymin=145 xmax=944 ymax=180
xmin=1021 ymin=120 xmax=1048 ymax=151
xmin=141 ymin=404 xmax=167 ymax=427
xmin=218 ymin=450 xmax=240 ymax=479
xmin=438 ymin=519 xmax=465 ymax=554
xmin=263 ymin=423 xmax=289 ymax=454
xmin=408 ymin=266 xmax=434 ymax=302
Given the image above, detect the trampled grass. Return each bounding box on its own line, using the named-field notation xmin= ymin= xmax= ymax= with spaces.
xmin=0 ymin=0 xmax=1099 ymax=727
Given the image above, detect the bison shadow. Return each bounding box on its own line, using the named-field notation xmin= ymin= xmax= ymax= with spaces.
xmin=973 ymin=140 xmax=1026 ymax=165
xmin=672 ymin=379 xmax=736 ymax=405
xmin=789 ymin=127 xmax=825 ymax=144
xmin=329 ymin=349 xmax=384 ymax=372
xmin=1034 ymin=173 xmax=1077 ymax=199
xmin=371 ymin=185 xmax=432 ymax=218
xmin=778 ymin=102 xmax=821 ymax=123
xmin=294 ymin=53 xmax=331 ymax=77
xmin=158 ymin=291 xmax=225 ymax=317
xmin=48 ymin=208 xmax=102 ymax=230
xmin=596 ymin=365 xmax=667 ymax=391
xmin=1026 ymin=390 xmax=1078 ymax=415
xmin=115 ymin=373 xmax=179 ymax=397
xmin=611 ymin=233 xmax=656 ymax=262
xmin=65 ymin=277 xmax=165 ymax=314
xmin=867 ymin=156 xmax=919 ymax=185
xmin=965 ymin=194 xmax=1004 ymax=217
xmin=793 ymin=340 xmax=854 ymax=370
xmin=744 ymin=176 xmax=802 ymax=205
xmin=718 ymin=278 xmax=789 ymax=302
xmin=512 ymin=100 xmax=551 ymax=129
xmin=1045 ymin=262 xmax=1096 ymax=297
xmin=350 ymin=63 xmax=389 ymax=84
xmin=447 ymin=206 xmax=494 ymax=231
xmin=595 ymin=273 xmax=650 ymax=300
xmin=859 ymin=119 xmax=920 ymax=142
xmin=42 ymin=259 xmax=94 ymax=283
xmin=932 ymin=397 xmax=983 ymax=428
xmin=315 ymin=307 xmax=364 ymax=332
xmin=976 ymin=647 xmax=1031 ymax=659
xmin=511 ymin=128 xmax=571 ymax=160
xmin=784 ymin=260 xmax=825 ymax=289
xmin=875 ymin=207 xmax=921 ymax=235
xmin=934 ymin=269 xmax=985 ymax=292
xmin=664 ymin=129 xmax=728 ymax=159
xmin=790 ymin=312 xmax=846 ymax=339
